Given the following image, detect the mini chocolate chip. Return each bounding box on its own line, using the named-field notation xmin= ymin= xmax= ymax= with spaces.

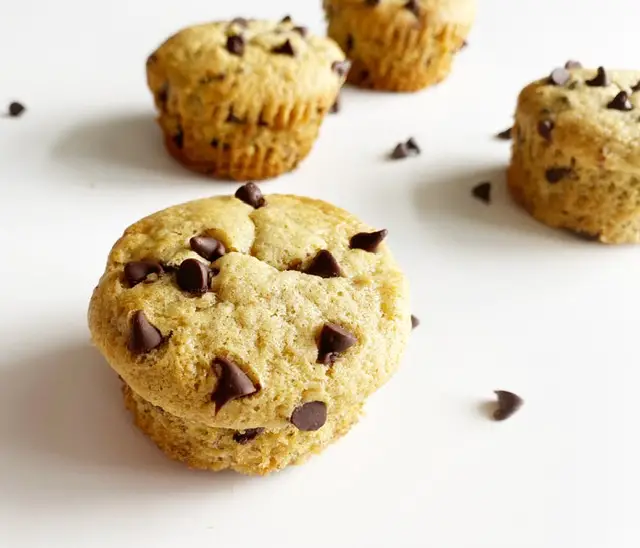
xmin=291 ymin=401 xmax=327 ymax=431
xmin=176 ymin=259 xmax=210 ymax=294
xmin=317 ymin=323 xmax=357 ymax=365
xmin=493 ymin=390 xmax=523 ymax=421
xmin=235 ymin=182 xmax=266 ymax=209
xmin=212 ymin=358 xmax=259 ymax=411
xmin=8 ymin=102 xmax=26 ymax=117
xmin=607 ymin=91 xmax=633 ymax=111
xmin=293 ymin=26 xmax=308 ymax=37
xmin=233 ymin=428 xmax=265 ymax=444
xmin=226 ymin=35 xmax=245 ymax=56
xmin=272 ymin=40 xmax=295 ymax=56
xmin=632 ymin=81 xmax=640 ymax=93
xmin=173 ymin=128 xmax=183 ymax=149
xmin=545 ymin=167 xmax=572 ymax=184
xmin=548 ymin=67 xmax=570 ymax=86
xmin=230 ymin=17 xmax=249 ymax=27
xmin=350 ymin=230 xmax=388 ymax=252
xmin=472 ymin=182 xmax=492 ymax=204
xmin=304 ymin=250 xmax=342 ymax=278
xmin=226 ymin=108 xmax=245 ymax=124
xmin=390 ymin=138 xmax=420 ymax=159
xmin=411 ymin=315 xmax=420 ymax=329
xmin=190 ymin=236 xmax=226 ymax=261
xmin=404 ymin=0 xmax=420 ymax=16
xmin=365 ymin=0 xmax=380 ymax=5
xmin=586 ymin=66 xmax=609 ymax=87
xmin=330 ymin=98 xmax=340 ymax=114
xmin=129 ymin=311 xmax=164 ymax=354
xmin=332 ymin=60 xmax=352 ymax=78
xmin=124 ymin=261 xmax=164 ymax=287
xmin=565 ymin=60 xmax=582 ymax=69
xmin=496 ymin=127 xmax=512 ymax=140
xmin=537 ymin=119 xmax=555 ymax=141
xmin=406 ymin=137 xmax=421 ymax=154
xmin=281 ymin=15 xmax=292 ymax=23
xmin=346 ymin=34 xmax=354 ymax=52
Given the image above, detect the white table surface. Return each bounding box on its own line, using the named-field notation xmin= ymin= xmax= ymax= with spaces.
xmin=1 ymin=1 xmax=639 ymax=546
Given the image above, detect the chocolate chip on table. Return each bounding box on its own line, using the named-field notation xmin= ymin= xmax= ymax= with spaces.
xmin=272 ymin=40 xmax=295 ymax=56
xmin=586 ymin=66 xmax=610 ymax=87
xmin=404 ymin=0 xmax=420 ymax=16
xmin=472 ymin=182 xmax=492 ymax=204
xmin=496 ymin=127 xmax=512 ymax=140
xmin=406 ymin=137 xmax=421 ymax=154
xmin=493 ymin=390 xmax=524 ymax=421
xmin=177 ymin=259 xmax=210 ymax=294
xmin=390 ymin=138 xmax=421 ymax=159
xmin=226 ymin=35 xmax=245 ymax=56
xmin=607 ymin=91 xmax=633 ymax=111
xmin=304 ymin=250 xmax=342 ymax=278
xmin=124 ymin=260 xmax=164 ymax=287
xmin=233 ymin=428 xmax=265 ymax=444
xmin=545 ymin=167 xmax=572 ymax=183
xmin=537 ymin=119 xmax=555 ymax=141
xmin=129 ymin=311 xmax=164 ymax=354
xmin=332 ymin=60 xmax=352 ymax=78
xmin=291 ymin=401 xmax=327 ymax=431
xmin=8 ymin=101 xmax=26 ymax=117
xmin=330 ymin=98 xmax=340 ymax=114
xmin=212 ymin=357 xmax=259 ymax=411
xmin=564 ymin=60 xmax=582 ymax=69
xmin=190 ymin=236 xmax=226 ymax=262
xmin=548 ymin=67 xmax=571 ymax=86
xmin=411 ymin=315 xmax=420 ymax=329
xmin=317 ymin=323 xmax=357 ymax=365
xmin=350 ymin=230 xmax=388 ymax=252
xmin=293 ymin=26 xmax=308 ymax=37
xmin=235 ymin=182 xmax=266 ymax=209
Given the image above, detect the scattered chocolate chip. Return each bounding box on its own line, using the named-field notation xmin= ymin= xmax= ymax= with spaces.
xmin=586 ymin=66 xmax=609 ymax=87
xmin=305 ymin=250 xmax=342 ymax=278
xmin=173 ymin=128 xmax=183 ymax=149
xmin=346 ymin=34 xmax=354 ymax=52
xmin=230 ymin=17 xmax=249 ymax=27
xmin=564 ymin=60 xmax=582 ymax=69
xmin=545 ymin=167 xmax=572 ymax=184
xmin=493 ymin=390 xmax=523 ymax=421
xmin=537 ymin=119 xmax=555 ymax=141
xmin=293 ymin=26 xmax=308 ymax=37
xmin=233 ymin=428 xmax=265 ymax=444
xmin=226 ymin=35 xmax=245 ymax=56
xmin=330 ymin=98 xmax=340 ymax=114
xmin=472 ymin=182 xmax=492 ymax=204
xmin=390 ymin=138 xmax=421 ymax=159
xmin=607 ymin=91 xmax=633 ymax=111
xmin=124 ymin=261 xmax=164 ymax=287
xmin=365 ymin=0 xmax=380 ymax=5
xmin=404 ymin=0 xmax=420 ymax=16
xmin=190 ymin=236 xmax=226 ymax=262
xmin=350 ymin=230 xmax=388 ymax=252
xmin=548 ymin=67 xmax=571 ymax=86
xmin=129 ymin=311 xmax=164 ymax=354
xmin=291 ymin=401 xmax=327 ymax=431
xmin=411 ymin=315 xmax=420 ymax=329
xmin=8 ymin=101 xmax=26 ymax=117
xmin=177 ymin=259 xmax=210 ymax=294
xmin=281 ymin=15 xmax=292 ymax=23
xmin=496 ymin=127 xmax=512 ymax=140
xmin=406 ymin=137 xmax=421 ymax=154
xmin=632 ymin=81 xmax=640 ymax=93
xmin=235 ymin=182 xmax=266 ymax=209
xmin=226 ymin=108 xmax=245 ymax=124
xmin=272 ymin=40 xmax=295 ymax=56
xmin=212 ymin=358 xmax=259 ymax=411
xmin=317 ymin=323 xmax=357 ymax=365
xmin=332 ymin=60 xmax=352 ymax=78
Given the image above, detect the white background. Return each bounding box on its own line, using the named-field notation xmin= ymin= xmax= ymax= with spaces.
xmin=1 ymin=1 xmax=639 ymax=546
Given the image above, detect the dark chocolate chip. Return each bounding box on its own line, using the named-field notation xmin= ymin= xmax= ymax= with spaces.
xmin=293 ymin=26 xmax=308 ymax=37
xmin=157 ymin=83 xmax=169 ymax=106
xmin=346 ymin=34 xmax=354 ymax=52
xmin=147 ymin=54 xmax=158 ymax=65
xmin=548 ymin=67 xmax=570 ymax=86
xmin=472 ymin=182 xmax=492 ymax=204
xmin=586 ymin=66 xmax=610 ymax=87
xmin=317 ymin=323 xmax=357 ymax=365
xmin=230 ymin=17 xmax=249 ymax=27
xmin=406 ymin=137 xmax=421 ymax=154
xmin=391 ymin=142 xmax=410 ymax=159
xmin=493 ymin=390 xmax=523 ymax=421
xmin=404 ymin=0 xmax=420 ymax=16
xmin=632 ymin=80 xmax=640 ymax=93
xmin=173 ymin=128 xmax=184 ymax=149
xmin=233 ymin=428 xmax=265 ymax=444
xmin=272 ymin=40 xmax=295 ymax=56
xmin=8 ymin=101 xmax=26 ymax=117
xmin=176 ymin=259 xmax=210 ymax=295
xmin=607 ymin=91 xmax=633 ymax=111
xmin=190 ymin=236 xmax=226 ymax=262
xmin=124 ymin=261 xmax=164 ymax=287
xmin=411 ymin=315 xmax=420 ymax=329
xmin=226 ymin=35 xmax=245 ymax=56
xmin=129 ymin=311 xmax=164 ymax=354
xmin=304 ymin=250 xmax=342 ymax=278
xmin=281 ymin=15 xmax=292 ymax=23
xmin=545 ymin=167 xmax=572 ymax=184
xmin=212 ymin=358 xmax=259 ymax=411
xmin=291 ymin=401 xmax=327 ymax=431
xmin=537 ymin=119 xmax=555 ymax=141
xmin=350 ymin=230 xmax=388 ymax=252
xmin=332 ymin=60 xmax=352 ymax=78
xmin=330 ymin=98 xmax=340 ymax=114
xmin=365 ymin=0 xmax=380 ymax=5
xmin=226 ymin=108 xmax=245 ymax=124
xmin=564 ymin=60 xmax=582 ymax=69
xmin=235 ymin=182 xmax=266 ymax=209
xmin=496 ymin=127 xmax=512 ymax=140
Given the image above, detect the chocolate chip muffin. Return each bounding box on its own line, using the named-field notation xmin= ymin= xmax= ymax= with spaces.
xmin=146 ymin=18 xmax=350 ymax=181
xmin=508 ymin=66 xmax=640 ymax=244
xmin=88 ymin=184 xmax=411 ymax=475
xmin=323 ymin=0 xmax=475 ymax=92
